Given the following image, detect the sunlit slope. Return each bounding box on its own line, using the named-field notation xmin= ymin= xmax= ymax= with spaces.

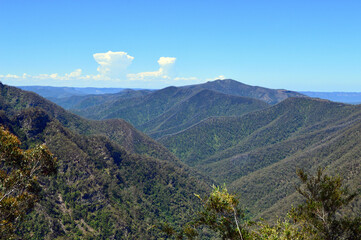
xmin=0 ymin=82 xmax=211 ymax=239
xmin=160 ymin=97 xmax=361 ymax=217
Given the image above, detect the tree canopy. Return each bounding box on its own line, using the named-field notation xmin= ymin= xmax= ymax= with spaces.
xmin=0 ymin=125 xmax=57 ymax=239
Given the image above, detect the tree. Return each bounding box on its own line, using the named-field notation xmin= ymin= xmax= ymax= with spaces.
xmin=0 ymin=125 xmax=57 ymax=239
xmin=192 ymin=185 xmax=246 ymax=240
xmin=250 ymin=216 xmax=309 ymax=240
xmin=290 ymin=168 xmax=361 ymax=240
xmin=160 ymin=184 xmax=249 ymax=239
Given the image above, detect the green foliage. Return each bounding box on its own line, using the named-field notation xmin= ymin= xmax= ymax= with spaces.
xmin=163 ymin=185 xmax=248 ymax=240
xmin=161 ymin=96 xmax=361 ymax=218
xmin=290 ymin=168 xmax=361 ymax=239
xmin=0 ymin=83 xmax=213 ymax=239
xmin=163 ymin=170 xmax=360 ymax=240
xmin=250 ymin=216 xmax=309 ymax=240
xmin=192 ymin=185 xmax=246 ymax=240
xmin=0 ymin=125 xmax=57 ymax=239
xmin=69 ymin=83 xmax=270 ymax=139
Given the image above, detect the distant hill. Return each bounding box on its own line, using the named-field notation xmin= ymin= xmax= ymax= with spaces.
xmin=184 ymin=79 xmax=305 ymax=105
xmin=70 ymin=84 xmax=271 ymax=138
xmin=48 ymin=79 xmax=304 ymax=139
xmin=52 ymin=88 xmax=153 ymax=109
xmin=301 ymin=91 xmax=361 ymax=104
xmin=159 ymin=97 xmax=361 ymax=218
xmin=19 ymin=86 xmax=128 ymax=98
xmin=141 ymin=89 xmax=270 ymax=139
xmin=0 ymin=82 xmax=211 ymax=239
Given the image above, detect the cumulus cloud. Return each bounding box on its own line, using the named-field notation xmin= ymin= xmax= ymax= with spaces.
xmin=93 ymin=51 xmax=134 ymax=79
xmin=206 ymin=75 xmax=226 ymax=81
xmin=127 ymin=57 xmax=176 ymax=81
xmin=0 ymin=51 xmax=203 ymax=87
xmin=158 ymin=57 xmax=176 ymax=67
xmin=66 ymin=69 xmax=82 ymax=78
xmin=0 ymin=69 xmax=89 ymax=86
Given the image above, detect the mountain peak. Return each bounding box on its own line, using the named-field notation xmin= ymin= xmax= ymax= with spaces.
xmin=189 ymin=79 xmax=305 ymax=105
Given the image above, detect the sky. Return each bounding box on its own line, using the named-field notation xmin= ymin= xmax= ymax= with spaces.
xmin=0 ymin=0 xmax=360 ymax=91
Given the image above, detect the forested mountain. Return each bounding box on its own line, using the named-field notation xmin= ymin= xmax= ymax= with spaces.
xmin=138 ymin=89 xmax=270 ymax=139
xmin=51 ymin=89 xmax=153 ymax=110
xmin=160 ymin=97 xmax=361 ymax=218
xmin=63 ymin=80 xmax=294 ymax=138
xmin=19 ymin=86 xmax=127 ymax=98
xmin=0 ymin=82 xmax=211 ymax=239
xmin=0 ymin=83 xmax=175 ymax=162
xmin=26 ymin=79 xmax=302 ymax=139
xmin=3 ymin=81 xmax=360 ymax=238
xmin=182 ymin=79 xmax=305 ymax=104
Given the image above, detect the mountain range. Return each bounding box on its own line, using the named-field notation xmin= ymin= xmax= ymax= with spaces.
xmin=19 ymin=86 xmax=128 ymax=99
xmin=2 ymin=79 xmax=360 ymax=238
xmin=0 ymin=82 xmax=211 ymax=239
xmin=159 ymin=97 xmax=361 ymax=218
xmin=28 ymin=79 xmax=304 ymax=139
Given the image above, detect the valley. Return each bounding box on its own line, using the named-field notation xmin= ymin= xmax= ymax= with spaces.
xmin=1 ymin=79 xmax=360 ymax=239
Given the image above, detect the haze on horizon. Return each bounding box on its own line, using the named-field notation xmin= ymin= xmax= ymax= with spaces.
xmin=0 ymin=0 xmax=360 ymax=92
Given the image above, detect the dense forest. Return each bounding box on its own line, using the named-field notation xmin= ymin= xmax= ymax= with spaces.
xmin=1 ymin=80 xmax=360 ymax=239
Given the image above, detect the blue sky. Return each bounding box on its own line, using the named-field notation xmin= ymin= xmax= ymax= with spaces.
xmin=0 ymin=0 xmax=360 ymax=91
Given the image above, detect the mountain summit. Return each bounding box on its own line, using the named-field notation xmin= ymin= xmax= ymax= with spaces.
xmin=183 ymin=79 xmax=305 ymax=105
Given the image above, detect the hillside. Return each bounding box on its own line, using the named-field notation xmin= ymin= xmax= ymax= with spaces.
xmin=139 ymin=89 xmax=270 ymax=138
xmin=159 ymin=97 xmax=361 ymax=218
xmin=0 ymin=82 xmax=211 ymax=239
xmin=183 ymin=79 xmax=305 ymax=105
xmin=0 ymin=83 xmax=176 ymax=162
xmin=51 ymin=89 xmax=153 ymax=110
xmin=68 ymin=80 xmax=275 ymax=138
xmin=19 ymin=86 xmax=127 ymax=98
xmin=28 ymin=79 xmax=302 ymax=139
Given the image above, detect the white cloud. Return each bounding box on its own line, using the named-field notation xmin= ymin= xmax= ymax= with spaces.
xmin=206 ymin=75 xmax=226 ymax=81
xmin=158 ymin=57 xmax=176 ymax=67
xmin=127 ymin=57 xmax=176 ymax=81
xmin=66 ymin=69 xmax=82 ymax=78
xmin=0 ymin=51 xmax=203 ymax=87
xmin=93 ymin=51 xmax=134 ymax=79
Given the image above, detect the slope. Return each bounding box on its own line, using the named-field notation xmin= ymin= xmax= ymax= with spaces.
xmin=51 ymin=89 xmax=152 ymax=110
xmin=19 ymin=86 xmax=127 ymax=99
xmin=0 ymin=82 xmax=212 ymax=238
xmin=0 ymin=82 xmax=176 ymax=162
xmin=70 ymin=82 xmax=271 ymax=139
xmin=139 ymin=89 xmax=270 ymax=138
xmin=182 ymin=79 xmax=305 ymax=105
xmin=159 ymin=97 xmax=361 ymax=217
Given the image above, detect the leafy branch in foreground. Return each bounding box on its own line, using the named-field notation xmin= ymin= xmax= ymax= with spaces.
xmin=159 ymin=184 xmax=249 ymax=239
xmin=290 ymin=168 xmax=361 ymax=240
xmin=160 ymin=168 xmax=360 ymax=240
xmin=0 ymin=126 xmax=57 ymax=239
xmin=193 ymin=184 xmax=246 ymax=240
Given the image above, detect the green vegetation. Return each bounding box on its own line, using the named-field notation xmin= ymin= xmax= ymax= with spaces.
xmin=70 ymin=85 xmax=270 ymax=139
xmin=162 ymin=169 xmax=360 ymax=240
xmin=290 ymin=168 xmax=361 ymax=239
xmin=0 ymin=82 xmax=211 ymax=239
xmin=38 ymin=79 xmax=303 ymax=140
xmin=139 ymin=89 xmax=269 ymax=138
xmin=45 ymin=79 xmax=303 ymax=139
xmin=0 ymin=126 xmax=57 ymax=239
xmin=0 ymin=82 xmax=179 ymax=162
xmin=1 ymin=81 xmax=360 ymax=239
xmin=160 ymin=97 xmax=361 ymax=218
